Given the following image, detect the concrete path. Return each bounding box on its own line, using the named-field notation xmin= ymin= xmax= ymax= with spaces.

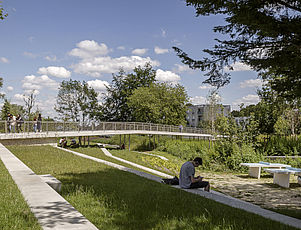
xmin=60 ymin=147 xmax=301 ymax=229
xmin=0 ymin=143 xmax=98 ymax=230
xmin=132 ymin=150 xmax=168 ymax=160
xmin=100 ymin=148 xmax=172 ymax=178
xmin=58 ymin=147 xmax=168 ymax=182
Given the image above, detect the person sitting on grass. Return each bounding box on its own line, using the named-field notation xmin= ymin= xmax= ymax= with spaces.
xmin=70 ymin=139 xmax=78 ymax=148
xmin=179 ymin=157 xmax=210 ymax=192
xmin=58 ymin=137 xmax=67 ymax=148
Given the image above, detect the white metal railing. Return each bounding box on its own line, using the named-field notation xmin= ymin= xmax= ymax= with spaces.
xmin=0 ymin=121 xmax=209 ymax=135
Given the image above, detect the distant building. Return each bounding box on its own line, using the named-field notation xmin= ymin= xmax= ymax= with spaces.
xmin=234 ymin=116 xmax=250 ymax=129
xmin=186 ymin=104 xmax=231 ymax=127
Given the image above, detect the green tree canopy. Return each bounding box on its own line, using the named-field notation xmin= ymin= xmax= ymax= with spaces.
xmin=1 ymin=99 xmax=25 ymax=120
xmin=173 ymin=1 xmax=301 ymax=98
xmin=0 ymin=2 xmax=7 ymax=20
xmin=55 ymin=79 xmax=101 ymax=124
xmin=128 ymin=82 xmax=189 ymax=125
xmin=102 ymin=63 xmax=156 ymax=121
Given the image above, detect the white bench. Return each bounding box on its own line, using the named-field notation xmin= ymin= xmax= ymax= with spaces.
xmin=264 ymin=167 xmax=301 ymax=188
xmin=240 ymin=162 xmax=290 ymax=179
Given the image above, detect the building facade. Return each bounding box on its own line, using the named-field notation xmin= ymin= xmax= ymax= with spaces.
xmin=186 ymin=104 xmax=231 ymax=127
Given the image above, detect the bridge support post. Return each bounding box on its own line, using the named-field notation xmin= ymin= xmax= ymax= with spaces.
xmin=149 ymin=135 xmax=151 ymax=150
xmin=128 ymin=135 xmax=131 ymax=151
xmin=153 ymin=134 xmax=156 ymax=149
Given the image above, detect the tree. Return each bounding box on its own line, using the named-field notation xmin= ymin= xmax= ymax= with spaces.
xmin=128 ymin=83 xmax=189 ymax=125
xmin=103 ymin=63 xmax=156 ymax=121
xmin=55 ymin=79 xmax=100 ymax=125
xmin=274 ymin=108 xmax=301 ymax=135
xmin=1 ymin=99 xmax=10 ymax=120
xmin=0 ymin=2 xmax=7 ymax=20
xmin=206 ymin=89 xmax=221 ymax=134
xmin=23 ymin=91 xmax=37 ymax=120
xmin=173 ymin=1 xmax=301 ymax=98
xmin=1 ymin=99 xmax=25 ymax=120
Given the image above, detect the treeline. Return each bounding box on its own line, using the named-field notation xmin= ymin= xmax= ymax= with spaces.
xmin=55 ymin=63 xmax=189 ymax=126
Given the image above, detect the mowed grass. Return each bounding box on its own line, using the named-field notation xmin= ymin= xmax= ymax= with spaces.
xmin=71 ymin=145 xmax=173 ymax=176
xmin=7 ymin=145 xmax=298 ymax=230
xmin=0 ymin=160 xmax=41 ymax=230
xmin=74 ymin=146 xmax=182 ymax=176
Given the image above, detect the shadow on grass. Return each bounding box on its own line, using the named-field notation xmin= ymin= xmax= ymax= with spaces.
xmin=58 ymin=168 xmax=295 ymax=230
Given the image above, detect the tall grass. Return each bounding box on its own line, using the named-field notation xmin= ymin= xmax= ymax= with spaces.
xmin=6 ymin=145 xmax=298 ymax=230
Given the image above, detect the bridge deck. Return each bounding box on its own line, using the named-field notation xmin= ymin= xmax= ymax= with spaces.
xmin=0 ymin=130 xmax=213 ymax=140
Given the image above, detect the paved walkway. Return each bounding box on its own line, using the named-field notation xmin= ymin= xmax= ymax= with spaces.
xmin=0 ymin=143 xmax=98 ymax=230
xmin=1 ymin=144 xmax=301 ymax=229
xmin=100 ymin=147 xmax=172 ymax=178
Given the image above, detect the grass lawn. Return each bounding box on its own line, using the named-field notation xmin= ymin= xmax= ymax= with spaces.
xmin=0 ymin=159 xmax=41 ymax=230
xmin=71 ymin=145 xmax=175 ymax=176
xmin=74 ymin=145 xmax=182 ymax=176
xmin=5 ymin=145 xmax=299 ymax=230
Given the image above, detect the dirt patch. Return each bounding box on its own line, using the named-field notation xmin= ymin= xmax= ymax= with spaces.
xmin=201 ymin=172 xmax=301 ymax=212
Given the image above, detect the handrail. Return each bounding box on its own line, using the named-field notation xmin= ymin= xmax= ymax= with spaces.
xmin=0 ymin=120 xmax=209 ymax=135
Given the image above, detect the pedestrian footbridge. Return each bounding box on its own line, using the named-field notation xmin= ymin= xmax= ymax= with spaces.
xmin=0 ymin=121 xmax=214 ymax=147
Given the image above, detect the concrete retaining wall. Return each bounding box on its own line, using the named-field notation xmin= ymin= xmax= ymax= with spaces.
xmin=0 ymin=137 xmax=57 ymax=146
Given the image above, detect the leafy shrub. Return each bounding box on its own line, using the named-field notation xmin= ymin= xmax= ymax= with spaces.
xmin=258 ymin=135 xmax=301 ymax=156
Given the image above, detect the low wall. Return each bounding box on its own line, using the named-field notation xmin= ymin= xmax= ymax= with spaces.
xmin=0 ymin=137 xmax=57 ymax=146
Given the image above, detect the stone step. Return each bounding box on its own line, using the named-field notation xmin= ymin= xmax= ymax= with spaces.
xmin=39 ymin=174 xmax=61 ymax=193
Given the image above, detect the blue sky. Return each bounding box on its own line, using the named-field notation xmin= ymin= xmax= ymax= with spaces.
xmin=0 ymin=0 xmax=261 ymax=118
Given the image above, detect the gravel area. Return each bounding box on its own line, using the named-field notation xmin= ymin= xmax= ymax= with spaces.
xmin=201 ymin=172 xmax=301 ymax=211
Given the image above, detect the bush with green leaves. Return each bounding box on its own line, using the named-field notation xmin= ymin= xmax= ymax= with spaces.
xmin=258 ymin=135 xmax=301 ymax=156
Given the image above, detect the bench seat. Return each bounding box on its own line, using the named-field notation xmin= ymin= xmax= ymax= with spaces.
xmin=264 ymin=167 xmax=301 ymax=188
xmin=240 ymin=162 xmax=290 ymax=179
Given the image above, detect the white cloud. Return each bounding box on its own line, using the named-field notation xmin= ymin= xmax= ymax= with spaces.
xmin=22 ymin=75 xmax=59 ymax=93
xmin=23 ymin=52 xmax=38 ymax=59
xmin=35 ymin=96 xmax=57 ymax=118
xmin=225 ymin=62 xmax=252 ymax=72
xmin=117 ymin=46 xmax=125 ymax=50
xmin=199 ymin=85 xmax=216 ymax=90
xmin=232 ymin=94 xmax=260 ymax=109
xmin=161 ymin=28 xmax=167 ymax=38
xmin=69 ymin=40 xmax=109 ymax=59
xmin=156 ymin=69 xmax=181 ymax=83
xmin=154 ymin=46 xmax=168 ymax=54
xmin=240 ymin=79 xmax=263 ymax=88
xmin=132 ymin=48 xmax=148 ymax=55
xmin=69 ymin=41 xmax=159 ymax=77
xmin=38 ymin=66 xmax=71 ymax=78
xmin=28 ymin=36 xmax=35 ymax=42
xmin=7 ymin=86 xmax=13 ymax=91
xmin=0 ymin=57 xmax=9 ymax=63
xmin=44 ymin=55 xmax=57 ymax=62
xmin=72 ymin=56 xmax=160 ymax=77
xmin=172 ymin=39 xmax=182 ymax=46
xmin=13 ymin=94 xmax=25 ymax=103
xmin=190 ymin=96 xmax=206 ymax=105
xmin=173 ymin=64 xmax=194 ymax=73
xmin=13 ymin=93 xmax=57 ymax=118
xmin=87 ymin=79 xmax=109 ymax=92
